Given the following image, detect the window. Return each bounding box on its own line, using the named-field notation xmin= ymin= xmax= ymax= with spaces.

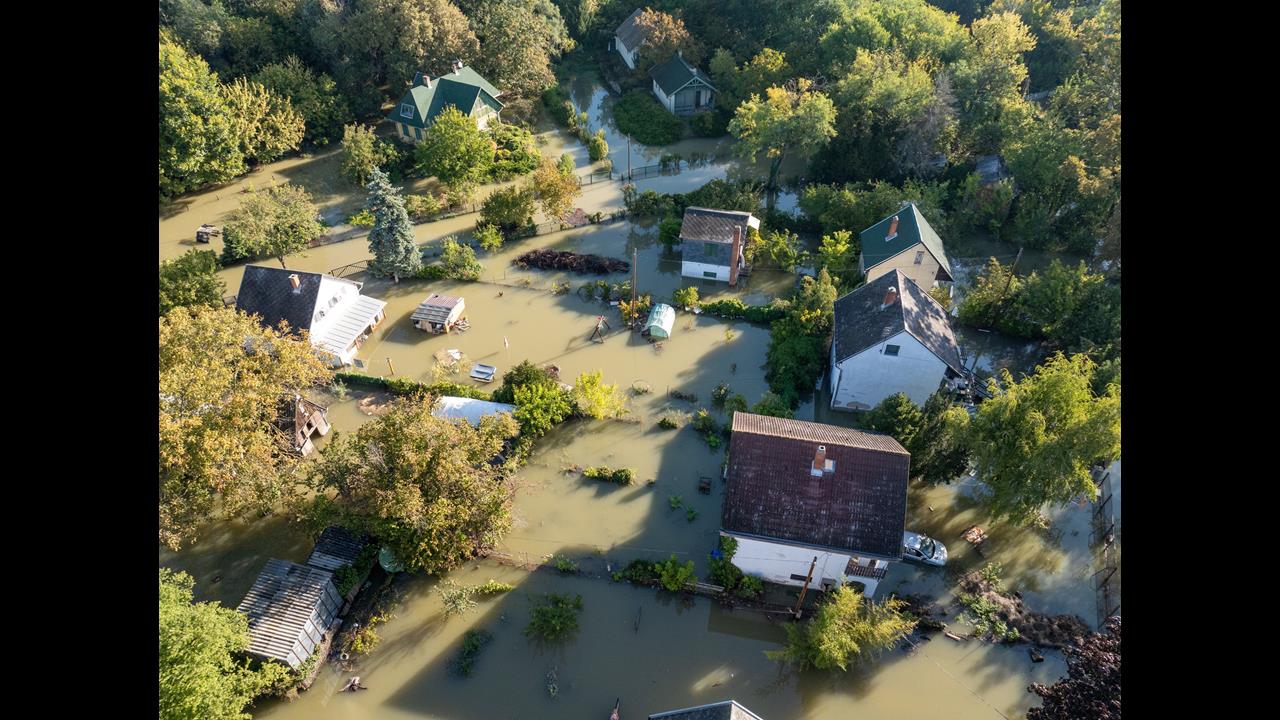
xmin=703 ymin=271 xmax=717 ymax=279
xmin=790 ymin=574 xmax=810 ymax=582
xmin=401 ymin=123 xmax=410 ymax=136
xmin=914 ymin=250 xmax=925 ymax=265
xmin=400 ymin=103 xmax=414 ymax=118
xmin=415 ymin=127 xmax=423 ymax=140
xmin=885 ymin=344 xmax=900 ymax=356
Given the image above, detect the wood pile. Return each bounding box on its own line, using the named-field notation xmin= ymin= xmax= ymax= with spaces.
xmin=513 ymin=249 xmax=629 ymax=275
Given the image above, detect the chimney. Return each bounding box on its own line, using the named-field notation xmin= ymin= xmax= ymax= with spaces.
xmin=881 ymin=286 xmax=898 ymax=310
xmin=811 ymin=445 xmax=828 ymax=477
xmin=454 ymin=59 xmax=463 ymax=74
xmin=678 ymin=48 xmax=683 ymax=59
xmin=728 ymin=225 xmax=743 ymax=287
xmin=886 ymin=215 xmax=899 ymax=242
xmin=422 ymin=73 xmax=431 ymax=88
xmin=288 ymin=273 xmax=301 ymax=291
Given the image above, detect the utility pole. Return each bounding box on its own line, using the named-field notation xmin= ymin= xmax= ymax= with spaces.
xmin=631 ymin=248 xmax=638 ymax=305
xmin=626 ymin=134 xmax=632 ymax=180
xmin=987 ymin=247 xmax=1023 ymax=329
xmin=792 ymin=556 xmax=818 ymax=619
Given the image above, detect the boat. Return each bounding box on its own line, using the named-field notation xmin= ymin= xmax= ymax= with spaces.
xmin=470 ymin=363 xmax=498 ymax=383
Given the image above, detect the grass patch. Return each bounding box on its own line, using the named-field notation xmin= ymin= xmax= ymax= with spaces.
xmin=450 ymin=629 xmax=493 ymax=677
xmin=612 ymin=91 xmax=683 ymax=146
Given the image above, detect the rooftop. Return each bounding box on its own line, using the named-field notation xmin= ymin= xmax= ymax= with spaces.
xmin=649 ymin=700 xmax=766 ymax=720
xmin=615 ymin=8 xmax=651 ymax=50
xmin=832 ymin=269 xmax=963 ymax=373
xmin=236 ymin=559 xmax=342 ymax=670
xmin=236 ymin=265 xmax=328 ymax=334
xmin=679 ymin=207 xmax=759 ymax=244
xmin=651 ymin=54 xmax=717 ymax=96
xmin=859 ymin=202 xmax=952 ymax=280
xmin=389 ymin=64 xmax=503 ymax=129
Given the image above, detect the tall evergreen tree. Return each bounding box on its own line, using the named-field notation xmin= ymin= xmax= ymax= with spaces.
xmin=365 ymin=169 xmax=422 ymax=282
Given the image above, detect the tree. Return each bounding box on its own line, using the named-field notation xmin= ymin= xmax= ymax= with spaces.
xmin=159 ymin=568 xmax=289 ymax=720
xmin=365 ymin=169 xmax=422 ymax=282
xmin=708 ymin=48 xmax=740 ymax=109
xmin=815 ymin=230 xmax=857 ymax=289
xmin=658 ymin=217 xmax=683 ymax=248
xmin=221 ymin=77 xmax=304 ymax=165
xmin=491 ymin=360 xmax=557 ymax=403
xmin=465 ymin=0 xmax=573 ymax=97
xmin=736 ymin=48 xmax=792 ymax=103
xmin=767 ymin=586 xmax=917 ymax=670
xmin=340 ymin=0 xmax=480 ymax=89
xmin=728 ymin=78 xmax=837 ymax=199
xmin=414 ymin=106 xmax=493 ymax=189
xmin=439 ymin=237 xmax=484 ymax=281
xmin=1028 ymin=616 xmax=1121 ymax=720
xmin=159 ymin=250 xmax=225 ymax=316
xmin=220 ymin=183 xmax=322 ymax=267
xmin=630 ymin=7 xmax=701 ymax=74
xmin=340 ymin=123 xmax=398 ymax=187
xmin=760 ymin=228 xmax=801 ymax=271
xmin=160 ymin=35 xmax=243 ymax=199
xmin=254 ymin=56 xmax=353 ymax=146
xmin=159 ymin=306 xmax=331 ymax=550
xmin=895 ymin=71 xmax=958 ymax=178
xmin=305 ymin=395 xmax=520 ymax=574
xmin=588 ymin=129 xmax=609 ymax=162
xmin=513 ymin=381 xmax=573 ymax=438
xmin=554 ymin=0 xmax=599 ymax=39
xmin=556 ymin=153 xmax=576 ymax=177
xmin=480 ymin=185 xmax=536 ymax=235
xmin=474 ymin=223 xmax=504 ymax=252
xmin=488 ymin=123 xmax=542 ymax=180
xmin=570 ymin=370 xmax=626 ymax=419
xmin=531 ymin=156 xmax=581 ymax=222
xmin=952 ymin=11 xmax=1037 ymax=153
xmin=765 ymin=269 xmax=837 ymax=407
xmin=905 ymin=389 xmax=972 ymax=484
xmin=968 ymin=353 xmax=1121 ymax=524
xmin=864 ymin=392 xmax=923 ymax=446
xmin=751 ymin=391 xmax=795 ymax=419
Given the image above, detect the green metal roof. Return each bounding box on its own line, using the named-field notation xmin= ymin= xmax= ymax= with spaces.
xmin=387 ymin=67 xmax=503 ymax=129
xmin=650 ymin=55 xmax=716 ymax=96
xmin=858 ymin=203 xmax=952 ymax=280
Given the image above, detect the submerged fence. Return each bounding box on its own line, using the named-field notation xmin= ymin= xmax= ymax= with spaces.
xmin=1090 ymin=467 xmax=1121 ymax=626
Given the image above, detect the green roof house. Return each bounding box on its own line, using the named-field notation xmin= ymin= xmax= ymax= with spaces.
xmin=388 ymin=60 xmax=504 ymax=143
xmin=650 ymin=52 xmax=715 ymax=116
xmin=858 ymin=202 xmax=953 ymax=291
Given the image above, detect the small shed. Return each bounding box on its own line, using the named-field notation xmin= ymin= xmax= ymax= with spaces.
xmin=195 ymin=224 xmax=219 ymax=243
xmin=646 ymin=303 xmax=676 ymax=339
xmin=283 ymin=395 xmax=331 ymax=456
xmin=433 ymin=396 xmax=517 ymax=427
xmin=237 ymin=559 xmax=342 ymax=670
xmin=411 ymin=293 xmax=467 ymax=333
xmin=306 ymin=526 xmax=368 ymax=573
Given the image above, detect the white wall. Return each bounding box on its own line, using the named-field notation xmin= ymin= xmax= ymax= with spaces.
xmin=652 ymin=79 xmax=674 ymax=113
xmin=682 ymin=260 xmax=729 ymax=282
xmin=726 ymin=533 xmax=890 ymax=596
xmin=308 ymin=276 xmax=361 ymax=343
xmin=830 ymin=330 xmax=947 ymax=410
xmin=616 ymin=38 xmax=637 ymax=70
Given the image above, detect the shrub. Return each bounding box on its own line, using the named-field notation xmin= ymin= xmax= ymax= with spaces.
xmin=657 ymin=416 xmax=679 ymax=430
xmin=699 ymin=298 xmax=788 ymax=324
xmin=612 ymin=91 xmax=683 ymax=145
xmin=491 ymin=360 xmax=557 ymax=404
xmin=689 ymin=109 xmax=729 ymax=137
xmin=724 ymin=393 xmax=748 ymax=414
xmin=655 ymin=555 xmax=696 ymax=592
xmin=588 ymin=129 xmax=609 ymax=162
xmin=430 ymin=237 xmax=483 ymax=281
xmin=404 ymin=193 xmax=441 ymax=221
xmin=346 ymin=209 xmax=375 ymax=227
xmin=615 ymin=559 xmax=658 ymax=584
xmin=768 ymin=588 xmax=916 ymax=670
xmin=686 ymin=507 xmax=699 ymax=522
xmin=475 ymin=223 xmax=504 ymax=252
xmin=451 ymin=629 xmax=493 ymax=677
xmin=557 ymin=153 xmax=576 ymax=176
xmin=524 ymin=593 xmax=584 ymax=641
xmin=488 ymin=124 xmax=540 ymax=180
xmin=658 ymin=216 xmax=682 ymax=247
xmin=672 ymin=286 xmax=699 ymax=309
xmin=551 ymin=554 xmax=579 ymax=574
xmin=751 ymin=392 xmax=795 ymax=419
xmin=668 ymin=495 xmax=683 ymax=510
xmin=480 ymin=186 xmax=536 ymax=235
xmin=331 ymin=372 xmax=492 ymax=400
xmin=334 ymin=545 xmax=378 ymax=596
xmin=708 ymin=535 xmax=743 ymax=590
xmin=583 ymin=466 xmax=636 ymax=484
xmin=736 ymin=576 xmax=764 ymax=600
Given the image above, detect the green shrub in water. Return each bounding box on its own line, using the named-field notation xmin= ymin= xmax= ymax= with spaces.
xmin=524 ymin=593 xmax=584 ymax=641
xmin=451 ymin=629 xmax=493 ymax=676
xmin=655 ymin=555 xmax=696 ymax=592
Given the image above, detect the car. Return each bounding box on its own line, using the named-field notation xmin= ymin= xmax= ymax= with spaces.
xmin=903 ymin=531 xmax=948 ymax=567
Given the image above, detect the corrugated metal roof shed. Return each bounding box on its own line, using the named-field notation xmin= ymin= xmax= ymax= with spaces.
xmin=306 ymin=526 xmax=367 ymax=573
xmin=432 ymin=396 xmax=516 ymax=428
xmin=237 ymin=559 xmax=342 ymax=670
xmin=649 ymin=700 xmax=766 ymax=720
xmin=411 ymin=294 xmax=464 ymax=325
xmin=646 ymin=303 xmax=676 ymax=338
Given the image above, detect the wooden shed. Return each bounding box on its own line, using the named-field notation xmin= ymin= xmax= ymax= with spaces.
xmin=279 ymin=395 xmax=330 ymax=456
xmin=306 ymin=526 xmax=368 ymax=573
xmin=237 ymin=559 xmax=342 ymax=670
xmin=411 ymin=293 xmax=467 ymax=333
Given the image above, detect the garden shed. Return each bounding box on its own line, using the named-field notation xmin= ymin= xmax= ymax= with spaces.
xmin=237 ymin=559 xmax=342 ymax=670
xmin=411 ymin=293 xmax=467 ymax=333
xmin=305 ymin=526 xmax=367 ymax=573
xmin=432 ymin=396 xmax=516 ymax=427
xmin=646 ymin=303 xmax=676 ymax=339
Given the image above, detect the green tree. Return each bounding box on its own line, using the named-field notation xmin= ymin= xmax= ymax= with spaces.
xmin=474 ymin=223 xmax=504 ymax=252
xmin=222 ymin=77 xmax=304 ymax=165
xmin=570 ymin=370 xmax=626 ymax=419
xmin=438 ymin=237 xmax=484 ymax=280
xmin=531 ymin=156 xmax=581 ymax=222
xmin=751 ymin=391 xmax=795 ymax=419
xmin=159 ymin=568 xmax=289 ymax=720
xmin=220 ymin=183 xmax=322 ymax=267
xmin=729 ymin=79 xmax=837 ymax=199
xmin=159 ymin=35 xmax=244 ymax=199
xmin=480 ymin=185 xmax=536 ymax=235
xmin=765 ymin=269 xmax=837 ymax=407
xmin=415 ymin=106 xmax=493 ymax=190
xmin=340 ymin=123 xmax=398 ymax=188
xmin=491 ymin=360 xmax=557 ymax=403
xmin=736 ymin=48 xmax=792 ymax=103
xmin=760 ymin=228 xmax=801 ymax=271
xmin=513 ymin=381 xmax=573 ymax=438
xmin=159 ymin=250 xmax=225 ymax=316
xmin=905 ymin=389 xmax=972 ymax=484
xmin=658 ymin=216 xmax=683 ymax=248
xmin=816 ymin=230 xmax=857 ymax=289
xmin=768 ymin=586 xmax=917 ymax=670
xmin=253 ymin=56 xmax=353 ymax=146
xmin=708 ymin=48 xmax=740 ymax=110
xmin=557 ymin=153 xmax=576 ymax=177
xmin=952 ymin=11 xmax=1037 ymax=153
xmin=159 ymin=306 xmax=331 ymax=549
xmin=304 ymin=394 xmax=520 ymax=574
xmin=338 ymin=0 xmax=480 ymax=90
xmin=588 ymin=129 xmax=609 ymax=162
xmin=969 ymin=353 xmax=1121 ymax=524
xmin=466 ymin=0 xmax=573 ymax=97
xmin=630 ymin=7 xmax=701 ymax=74
xmin=488 ymin=123 xmax=542 ymax=180
xmin=864 ymin=392 xmax=923 ymax=446
xmin=365 ymin=168 xmax=423 ymax=282
xmin=672 ymin=286 xmax=699 ymax=309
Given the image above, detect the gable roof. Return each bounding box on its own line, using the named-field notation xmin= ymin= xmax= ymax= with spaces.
xmin=649 ymin=700 xmax=766 ymax=720
xmin=306 ymin=526 xmax=367 ymax=573
xmin=859 ymin=202 xmax=952 ymax=280
xmin=651 ymin=54 xmax=716 ymax=96
xmin=389 ymin=67 xmax=503 ymax=129
xmin=679 ymin=207 xmax=758 ymax=244
xmin=722 ymin=412 xmax=909 ymax=560
xmin=832 ymin=269 xmax=963 ymax=373
xmin=236 ymin=265 xmax=324 ymax=333
xmin=615 ymin=8 xmax=650 ymax=50
xmin=411 ymin=293 xmax=464 ymax=325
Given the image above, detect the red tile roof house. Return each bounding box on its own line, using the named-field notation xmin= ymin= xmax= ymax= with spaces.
xmin=720 ymin=412 xmax=910 ymax=598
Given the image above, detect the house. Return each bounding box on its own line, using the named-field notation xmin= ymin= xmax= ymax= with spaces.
xmin=388 ymin=60 xmax=503 ymax=142
xmin=411 ymin=293 xmax=467 ymax=333
xmin=649 ymin=700 xmax=765 ymax=720
xmin=431 ymin=396 xmax=516 ymax=428
xmin=858 ymin=202 xmax=953 ymax=292
xmin=829 ymin=270 xmax=965 ymax=411
xmin=236 ymin=265 xmax=387 ymax=367
xmin=279 ymin=394 xmax=331 ymax=456
xmin=305 ymin=526 xmax=368 ymax=573
xmin=651 ymin=52 xmax=716 ymax=116
xmin=720 ymin=412 xmax=910 ymax=598
xmin=236 ymin=559 xmax=343 ymax=670
xmin=613 ymin=8 xmax=651 ymax=70
xmin=678 ymin=207 xmax=758 ymax=284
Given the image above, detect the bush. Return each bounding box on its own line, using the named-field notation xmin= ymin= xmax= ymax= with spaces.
xmin=552 ymin=554 xmax=579 ymax=574
xmin=346 ymin=209 xmax=374 ymax=227
xmin=708 ymin=535 xmax=742 ymax=591
xmin=491 ymin=360 xmax=557 ymax=404
xmin=615 ymin=559 xmax=658 ymax=584
xmin=524 ymin=593 xmax=584 ymax=641
xmin=404 ymin=193 xmax=441 ymax=221
xmin=711 ymin=382 xmax=731 ymax=405
xmin=451 ymin=629 xmax=493 ymax=677
xmin=672 ymin=286 xmax=699 ymax=309
xmin=557 ymin=153 xmax=576 ymax=176
xmin=724 ymin=393 xmax=748 ymax=414
xmin=612 ymin=91 xmax=683 ymax=145
xmin=655 ymin=555 xmax=696 ymax=592
xmin=768 ymin=587 xmax=916 ymax=670
xmin=689 ymin=109 xmax=729 ymax=137
xmin=331 ymin=372 xmax=491 ymax=400
xmin=334 ymin=545 xmax=378 ymax=596
xmin=658 ymin=216 xmax=683 ymax=247
xmin=657 ymin=416 xmax=679 ymax=430
xmin=736 ymin=576 xmax=764 ymax=600
xmin=751 ymin=392 xmax=794 ymax=419
xmin=480 ymin=185 xmax=536 ymax=235
xmin=583 ymin=466 xmax=636 ymax=485
xmin=488 ymin=124 xmax=541 ymax=180
xmin=475 ymin=223 xmax=504 ymax=252
xmin=588 ymin=129 xmax=609 ymax=162
xmin=699 ymin=298 xmax=788 ymax=324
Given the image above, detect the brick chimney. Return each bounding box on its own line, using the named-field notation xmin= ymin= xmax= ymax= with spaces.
xmin=728 ymin=225 xmax=743 ymax=287
xmin=288 ymin=273 xmax=301 ymax=291
xmin=886 ymin=215 xmax=899 ymax=241
xmin=881 ymin=286 xmax=898 ymax=310
xmin=811 ymin=445 xmax=828 ymax=477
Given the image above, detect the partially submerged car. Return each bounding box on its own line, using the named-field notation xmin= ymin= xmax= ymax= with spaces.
xmin=903 ymin=531 xmax=948 ymax=567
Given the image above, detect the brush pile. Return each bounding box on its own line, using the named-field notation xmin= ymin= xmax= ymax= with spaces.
xmin=514 ymin=249 xmax=629 ymax=274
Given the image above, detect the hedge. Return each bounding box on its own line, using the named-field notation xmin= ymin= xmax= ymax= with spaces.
xmin=698 ymin=298 xmax=788 ymax=325
xmin=333 ymin=372 xmax=492 ymax=400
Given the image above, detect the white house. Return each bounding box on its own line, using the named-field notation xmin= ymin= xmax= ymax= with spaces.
xmin=678 ymin=206 xmax=758 ymax=284
xmin=613 ymin=8 xmax=650 ymax=70
xmin=858 ymin=202 xmax=953 ymax=292
xmin=829 ymin=269 xmax=965 ymax=411
xmin=720 ymin=412 xmax=910 ymax=598
xmin=650 ymin=53 xmax=716 ymax=116
xmin=236 ymin=265 xmax=387 ymax=367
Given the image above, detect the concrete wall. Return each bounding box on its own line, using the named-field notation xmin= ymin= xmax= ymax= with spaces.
xmin=616 ymin=37 xmax=637 ymax=70
xmin=725 ymin=533 xmax=890 ymax=596
xmin=682 ymin=260 xmax=730 ymax=282
xmin=864 ymin=243 xmax=944 ymax=291
xmin=830 ymin=330 xmax=947 ymax=410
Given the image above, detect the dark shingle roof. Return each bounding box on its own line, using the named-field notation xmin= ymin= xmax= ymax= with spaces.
xmin=649 ymin=700 xmax=765 ymax=720
xmin=615 ymin=8 xmax=649 ymax=50
xmin=236 ymin=265 xmax=322 ymax=334
xmin=306 ymin=526 xmax=367 ymax=573
xmin=388 ymin=67 xmax=503 ymax=129
xmin=651 ymin=54 xmax=716 ymax=96
xmin=722 ymin=412 xmax=909 ymax=559
xmin=859 ymin=202 xmax=952 ymax=280
xmin=679 ymin=207 xmax=756 ymax=244
xmin=832 ymin=270 xmax=963 ymax=373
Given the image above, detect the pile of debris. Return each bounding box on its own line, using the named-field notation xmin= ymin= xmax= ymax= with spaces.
xmin=958 ymin=569 xmax=1090 ymax=648
xmin=514 ymin=249 xmax=629 ymax=275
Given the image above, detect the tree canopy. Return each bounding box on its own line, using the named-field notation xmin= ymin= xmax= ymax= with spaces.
xmin=729 ymin=78 xmax=837 ymax=194
xmin=767 ymin=585 xmax=917 ymax=670
xmin=365 ymin=168 xmax=423 ymax=282
xmin=160 ymin=35 xmax=243 ymax=199
xmin=159 ymin=250 xmax=225 ymax=316
xmin=220 ymin=183 xmax=322 ymax=267
xmin=414 ymin=106 xmax=494 ymax=189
